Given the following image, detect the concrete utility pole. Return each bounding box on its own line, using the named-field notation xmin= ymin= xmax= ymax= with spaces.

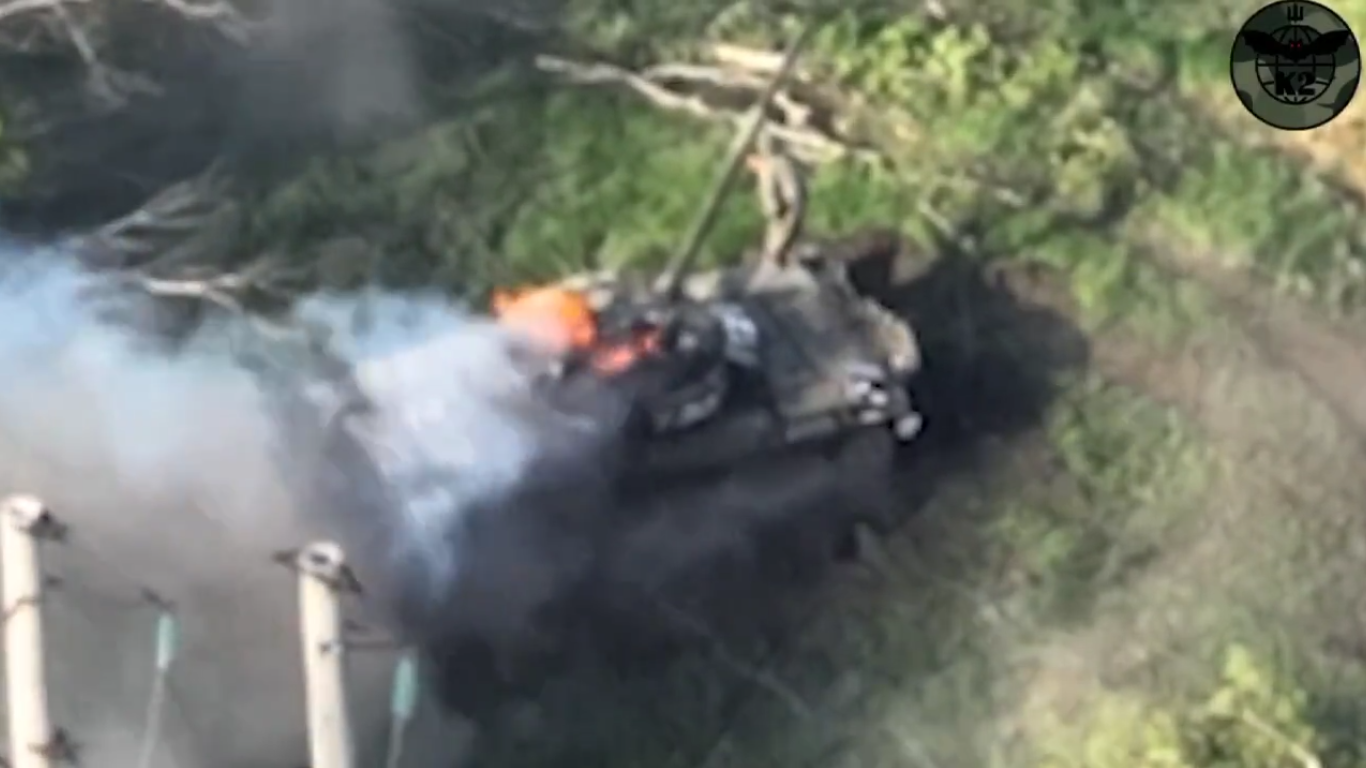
xmin=1 ymin=496 xmax=62 ymax=768
xmin=295 ymin=541 xmax=357 ymax=768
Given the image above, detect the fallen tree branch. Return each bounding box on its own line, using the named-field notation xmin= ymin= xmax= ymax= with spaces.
xmin=0 ymin=0 xmax=85 ymax=25
xmin=130 ymin=273 xmax=251 ymax=314
xmin=537 ymin=45 xmax=1036 ymax=226
xmin=45 ymin=0 xmax=91 ymax=63
xmin=130 ymin=256 xmax=303 ymax=302
xmin=1237 ymin=709 xmax=1324 ymax=768
xmin=534 ymin=53 xmax=880 ymax=167
xmin=706 ymin=42 xmax=786 ymax=76
xmin=0 ymin=0 xmax=251 ymax=111
xmin=0 ymin=0 xmax=165 ymax=107
xmin=537 ymin=54 xmax=718 ymax=119
xmin=642 ymin=61 xmax=768 ymax=90
xmin=80 ymin=170 xmax=317 ymax=331
xmin=150 ymin=0 xmax=253 ymax=44
xmin=82 ymin=170 xmax=236 ymax=268
xmin=535 ymin=48 xmax=1000 ymax=264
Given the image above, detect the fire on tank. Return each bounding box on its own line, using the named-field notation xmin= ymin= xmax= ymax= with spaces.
xmin=487 ymin=39 xmax=924 ymax=495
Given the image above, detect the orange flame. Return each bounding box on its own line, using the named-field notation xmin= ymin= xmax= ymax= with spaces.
xmin=492 ymin=285 xmax=598 ymax=353
xmin=589 ymin=328 xmax=662 ymax=375
xmin=492 ymin=284 xmax=664 ymax=375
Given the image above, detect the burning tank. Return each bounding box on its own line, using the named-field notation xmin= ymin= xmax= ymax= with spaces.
xmin=487 ymin=33 xmax=923 ymax=497
xmin=489 ymin=231 xmax=924 ymax=489
xmin=246 ymin=24 xmax=929 ymax=718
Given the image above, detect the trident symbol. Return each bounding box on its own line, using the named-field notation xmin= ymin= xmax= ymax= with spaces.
xmin=1287 ymin=3 xmax=1305 ymax=22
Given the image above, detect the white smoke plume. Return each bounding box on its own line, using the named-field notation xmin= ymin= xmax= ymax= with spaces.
xmin=0 ymin=239 xmax=622 ymax=767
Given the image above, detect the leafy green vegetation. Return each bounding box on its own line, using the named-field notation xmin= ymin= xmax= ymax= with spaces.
xmin=995 ymin=377 xmax=1213 ymax=623
xmin=5 ymin=0 xmax=1366 ymax=760
xmin=1039 ymin=645 xmax=1336 ymax=768
xmin=0 ymin=115 xmax=28 ymax=195
xmin=78 ymin=0 xmax=1366 ymax=764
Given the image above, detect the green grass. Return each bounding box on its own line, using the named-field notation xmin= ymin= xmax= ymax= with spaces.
xmin=994 ymin=376 xmax=1213 ymax=624
xmin=248 ymin=0 xmax=1366 ymax=316
xmin=248 ymin=0 xmax=1366 ymax=324
xmin=246 ymin=81 xmax=926 ymax=299
xmin=232 ymin=3 xmax=1366 ymax=765
xmin=1136 ymin=140 xmax=1366 ymax=308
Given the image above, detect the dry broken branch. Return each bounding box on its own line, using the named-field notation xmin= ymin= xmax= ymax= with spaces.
xmin=534 ymin=53 xmax=880 ymax=168
xmin=82 ymin=170 xmax=235 ymax=268
xmin=535 ymin=47 xmax=1002 ymax=264
xmin=706 ymin=42 xmax=787 ymax=76
xmin=79 ymin=169 xmax=317 ymax=327
xmin=0 ymin=0 xmax=165 ymax=106
xmin=1237 ymin=709 xmax=1324 ymax=768
xmin=539 ymin=43 xmax=1034 ymax=235
xmin=130 ymin=255 xmax=305 ymax=303
xmin=0 ymin=0 xmax=85 ymax=26
xmin=537 ymin=54 xmax=718 ymax=119
xmin=114 ymin=256 xmax=324 ymax=354
xmin=150 ymin=0 xmax=253 ymax=44
xmin=45 ymin=0 xmax=92 ymax=62
xmin=642 ymin=61 xmax=767 ymax=90
xmin=0 ymin=0 xmax=251 ymax=110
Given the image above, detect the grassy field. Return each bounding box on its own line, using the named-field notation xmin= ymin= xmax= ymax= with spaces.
xmin=244 ymin=0 xmax=1366 ymax=765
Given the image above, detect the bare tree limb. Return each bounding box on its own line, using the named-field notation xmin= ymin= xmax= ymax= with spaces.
xmin=642 ymin=61 xmax=767 ymax=89
xmin=129 ymin=255 xmax=305 ymax=304
xmin=44 ymin=0 xmax=92 ymax=64
xmin=148 ymin=0 xmax=253 ymax=44
xmin=0 ymin=0 xmax=251 ymax=112
xmin=706 ymin=43 xmax=786 ymax=76
xmin=533 ymin=53 xmax=881 ymax=168
xmin=82 ymin=170 xmax=234 ymax=268
xmin=0 ymin=0 xmax=86 ymax=26
xmin=0 ymin=0 xmax=168 ymax=107
xmin=79 ymin=169 xmax=317 ymax=334
xmin=536 ymin=54 xmax=719 ymax=120
xmin=1237 ymin=709 xmax=1324 ymax=768
xmin=539 ymin=44 xmax=1034 ymax=224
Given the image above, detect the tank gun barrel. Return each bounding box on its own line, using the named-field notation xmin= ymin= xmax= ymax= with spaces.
xmin=657 ymin=21 xmax=816 ymax=302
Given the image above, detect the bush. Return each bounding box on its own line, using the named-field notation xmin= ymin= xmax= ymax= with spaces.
xmin=1039 ymin=645 xmax=1336 ymax=768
